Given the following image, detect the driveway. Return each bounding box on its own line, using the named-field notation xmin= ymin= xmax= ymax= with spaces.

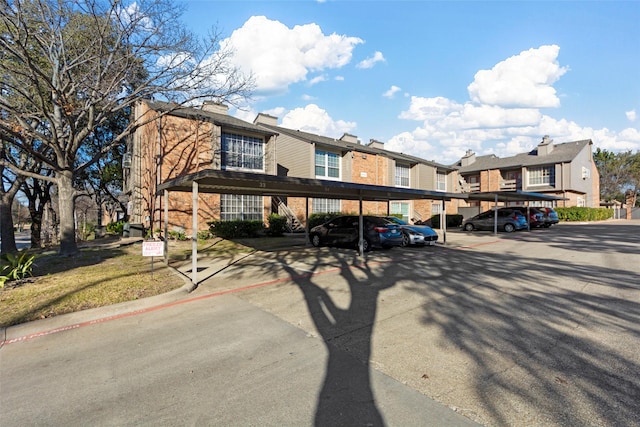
xmin=1 ymin=221 xmax=639 ymax=426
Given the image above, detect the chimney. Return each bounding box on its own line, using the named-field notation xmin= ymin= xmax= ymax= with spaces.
xmin=367 ymin=139 xmax=385 ymax=149
xmin=339 ymin=133 xmax=359 ymax=144
xmin=461 ymin=149 xmax=476 ymax=166
xmin=202 ymin=101 xmax=229 ymax=115
xmin=254 ymin=113 xmax=278 ymax=126
xmin=537 ymin=135 xmax=554 ymax=156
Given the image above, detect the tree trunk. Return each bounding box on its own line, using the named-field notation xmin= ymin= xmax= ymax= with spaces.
xmin=57 ymin=172 xmax=78 ymax=256
xmin=29 ymin=205 xmax=43 ymax=249
xmin=0 ymin=194 xmax=17 ymax=254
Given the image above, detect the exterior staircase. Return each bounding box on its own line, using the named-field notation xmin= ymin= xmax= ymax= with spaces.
xmin=273 ymin=196 xmax=306 ymax=233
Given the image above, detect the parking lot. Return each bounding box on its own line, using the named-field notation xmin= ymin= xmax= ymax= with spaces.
xmin=193 ymin=220 xmax=640 ymax=426
xmin=2 ymin=220 xmax=639 ymax=426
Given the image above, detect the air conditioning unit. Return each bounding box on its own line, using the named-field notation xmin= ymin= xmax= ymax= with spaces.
xmin=581 ymin=166 xmax=590 ymax=180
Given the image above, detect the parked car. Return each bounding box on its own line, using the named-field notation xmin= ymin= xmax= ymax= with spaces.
xmin=309 ymin=215 xmax=404 ymax=251
xmin=461 ymin=208 xmax=528 ymax=232
xmin=383 ymin=216 xmax=438 ymax=246
xmin=499 ymin=206 xmax=545 ymax=228
xmin=537 ymin=207 xmax=560 ymax=227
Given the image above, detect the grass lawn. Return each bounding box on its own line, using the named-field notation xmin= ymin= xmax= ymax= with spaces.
xmin=0 ymin=235 xmax=264 ymax=328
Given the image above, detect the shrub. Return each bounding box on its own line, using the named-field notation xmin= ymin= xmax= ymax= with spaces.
xmin=267 ymin=214 xmax=287 ymax=237
xmin=429 ymin=214 xmax=464 ymax=229
xmin=197 ymin=230 xmax=213 ymax=240
xmin=1 ymin=251 xmax=36 ymax=288
xmin=106 ymin=220 xmax=125 ymax=235
xmin=555 ymin=207 xmax=613 ymax=222
xmin=168 ymin=230 xmax=187 ymax=241
xmin=208 ymin=220 xmax=264 ymax=239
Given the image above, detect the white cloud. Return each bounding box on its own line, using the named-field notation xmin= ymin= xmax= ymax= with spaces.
xmin=357 ymin=51 xmax=385 ymax=69
xmin=280 ymin=104 xmax=357 ymax=138
xmin=220 ymin=16 xmax=363 ymax=94
xmin=398 ymin=96 xmax=462 ymax=121
xmin=383 ymin=45 xmax=640 ymax=164
xmin=301 ymin=94 xmax=316 ymax=101
xmin=383 ymin=85 xmax=401 ymax=98
xmin=467 ymin=45 xmax=568 ymax=108
xmin=626 ymin=109 xmax=637 ymax=122
xmin=335 ymin=76 xmax=345 ymax=81
xmin=309 ymin=75 xmax=328 ymax=86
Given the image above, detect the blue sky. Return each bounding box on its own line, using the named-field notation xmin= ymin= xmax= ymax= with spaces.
xmin=181 ymin=0 xmax=640 ymax=165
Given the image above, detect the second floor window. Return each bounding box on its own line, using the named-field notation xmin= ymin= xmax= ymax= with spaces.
xmin=221 ymin=132 xmax=264 ymax=171
xmin=436 ymin=172 xmax=446 ymax=191
xmin=315 ymin=150 xmax=340 ymax=179
xmin=395 ymin=164 xmax=410 ymax=187
xmin=528 ymin=166 xmax=554 ymax=186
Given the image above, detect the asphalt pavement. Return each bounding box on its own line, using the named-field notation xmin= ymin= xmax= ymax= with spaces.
xmin=1 ymin=221 xmax=639 ymax=426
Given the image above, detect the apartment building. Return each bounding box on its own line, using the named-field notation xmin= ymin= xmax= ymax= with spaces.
xmin=253 ymin=113 xmax=459 ymax=226
xmin=455 ymin=136 xmax=600 ymax=214
xmin=123 ymin=100 xmax=461 ymax=236
xmin=123 ymin=100 xmax=277 ymax=236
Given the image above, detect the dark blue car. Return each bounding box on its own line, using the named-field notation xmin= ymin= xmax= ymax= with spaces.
xmin=309 ymin=215 xmax=404 ymax=251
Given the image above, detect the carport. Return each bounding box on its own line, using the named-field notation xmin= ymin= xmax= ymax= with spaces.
xmin=467 ymin=191 xmax=567 ymax=234
xmin=157 ymin=169 xmax=465 ymax=287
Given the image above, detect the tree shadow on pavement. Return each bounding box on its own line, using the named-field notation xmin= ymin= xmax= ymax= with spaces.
xmin=276 ymin=252 xmax=392 ymax=427
xmin=391 ymin=230 xmax=640 ymax=426
xmin=209 ymin=222 xmax=639 ymax=426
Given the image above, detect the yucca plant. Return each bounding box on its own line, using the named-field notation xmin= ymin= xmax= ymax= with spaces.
xmin=0 ymin=252 xmax=36 ymax=288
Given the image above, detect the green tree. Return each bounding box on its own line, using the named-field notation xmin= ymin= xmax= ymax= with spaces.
xmin=0 ymin=0 xmax=252 ymax=255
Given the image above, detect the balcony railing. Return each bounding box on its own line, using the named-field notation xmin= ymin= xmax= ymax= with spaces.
xmin=462 ymin=182 xmax=480 ymax=192
xmin=499 ymin=179 xmax=521 ymax=190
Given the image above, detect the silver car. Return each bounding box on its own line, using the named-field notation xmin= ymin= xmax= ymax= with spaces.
xmin=462 ymin=209 xmax=528 ymax=233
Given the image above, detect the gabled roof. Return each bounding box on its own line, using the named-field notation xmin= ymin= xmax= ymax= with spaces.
xmin=257 ymin=122 xmax=456 ymax=172
xmin=457 ymin=139 xmax=592 ymax=173
xmin=142 ymin=100 xmax=278 ymax=137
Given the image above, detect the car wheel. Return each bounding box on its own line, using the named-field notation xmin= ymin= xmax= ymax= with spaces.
xmin=504 ymin=223 xmax=515 ymax=233
xmin=464 ymin=223 xmax=474 ymax=232
xmin=401 ymin=232 xmax=410 ymax=247
xmin=362 ymin=238 xmax=371 ymax=252
xmin=310 ymin=234 xmax=322 ymax=247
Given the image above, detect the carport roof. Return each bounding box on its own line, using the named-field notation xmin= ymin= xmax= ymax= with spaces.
xmin=157 ymin=169 xmax=465 ymax=201
xmin=467 ymin=190 xmax=567 ymax=202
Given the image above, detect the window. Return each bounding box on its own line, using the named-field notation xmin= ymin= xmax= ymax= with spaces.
xmin=395 ymin=164 xmax=410 ymax=187
xmin=527 ymin=166 xmax=554 ymax=186
xmin=220 ymin=194 xmax=263 ymax=221
xmin=390 ymin=202 xmax=410 ymax=222
xmin=312 ymin=198 xmax=341 ymax=214
xmin=436 ymin=172 xmax=446 ymax=191
xmin=315 ymin=150 xmax=340 ymax=179
xmin=221 ymin=132 xmax=264 ymax=171
xmin=577 ymin=196 xmax=586 ymax=207
xmin=431 ymin=203 xmax=442 ymax=215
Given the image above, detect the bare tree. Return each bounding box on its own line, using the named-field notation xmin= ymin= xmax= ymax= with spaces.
xmin=0 ymin=0 xmax=253 ymax=255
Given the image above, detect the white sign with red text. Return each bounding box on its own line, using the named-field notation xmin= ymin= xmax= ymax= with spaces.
xmin=142 ymin=241 xmax=164 ymax=257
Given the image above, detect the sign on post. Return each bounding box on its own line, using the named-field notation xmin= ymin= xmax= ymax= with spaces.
xmin=142 ymin=241 xmax=164 ymax=279
xmin=142 ymin=241 xmax=164 ymax=257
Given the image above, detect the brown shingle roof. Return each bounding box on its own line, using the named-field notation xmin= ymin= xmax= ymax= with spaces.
xmin=143 ymin=100 xmax=278 ymax=137
xmin=457 ymin=140 xmax=592 ymax=173
xmin=257 ymin=123 xmax=455 ymax=171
